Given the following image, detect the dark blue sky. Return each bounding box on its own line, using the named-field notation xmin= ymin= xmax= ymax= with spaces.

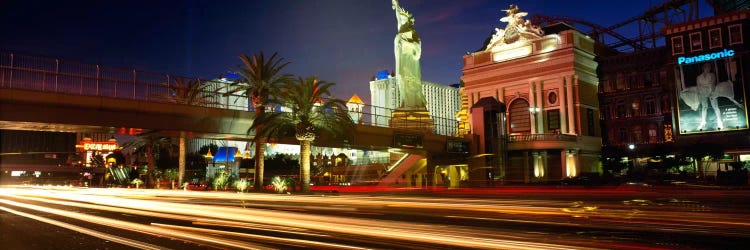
xmin=1 ymin=0 xmax=712 ymax=104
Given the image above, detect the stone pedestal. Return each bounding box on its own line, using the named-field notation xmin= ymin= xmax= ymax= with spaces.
xmin=390 ymin=109 xmax=433 ymax=132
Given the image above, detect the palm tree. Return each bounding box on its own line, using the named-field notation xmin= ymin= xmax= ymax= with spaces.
xmin=123 ymin=135 xmax=174 ymax=188
xmin=161 ymin=77 xmax=219 ymax=188
xmin=225 ymin=52 xmax=293 ymax=191
xmin=253 ymin=76 xmax=354 ymax=192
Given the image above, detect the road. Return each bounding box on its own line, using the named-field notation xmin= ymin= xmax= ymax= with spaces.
xmin=1 ymin=185 xmax=749 ymax=249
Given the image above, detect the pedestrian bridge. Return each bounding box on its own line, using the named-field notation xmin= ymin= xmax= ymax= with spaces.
xmin=0 ymin=52 xmax=468 ymax=154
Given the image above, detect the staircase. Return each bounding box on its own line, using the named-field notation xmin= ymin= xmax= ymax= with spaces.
xmin=377 ymin=154 xmax=426 ymax=187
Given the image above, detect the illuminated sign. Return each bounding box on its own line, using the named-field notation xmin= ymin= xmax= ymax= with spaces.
xmin=492 ymin=45 xmax=532 ymax=63
xmin=675 ymin=53 xmax=748 ymax=134
xmin=677 ymin=49 xmax=735 ymax=65
xmin=77 ymin=142 xmax=119 ymax=151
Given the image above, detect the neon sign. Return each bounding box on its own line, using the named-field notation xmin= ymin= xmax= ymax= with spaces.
xmin=678 ymin=49 xmax=734 ymax=65
xmin=77 ymin=142 xmax=119 ymax=151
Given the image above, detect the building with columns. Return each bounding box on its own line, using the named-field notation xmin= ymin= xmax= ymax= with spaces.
xmin=461 ymin=7 xmax=602 ymax=185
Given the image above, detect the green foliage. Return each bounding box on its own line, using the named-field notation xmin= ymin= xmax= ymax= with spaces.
xmin=212 ymin=171 xmax=234 ymax=190
xmin=252 ymin=76 xmax=355 ymax=141
xmin=234 ymin=179 xmax=252 ymax=193
xmin=163 ymin=168 xmax=179 ymax=181
xmin=123 ymin=135 xmax=174 ymax=187
xmin=271 ymin=176 xmax=288 ymax=193
xmin=162 ymin=77 xmax=220 ymax=106
xmin=131 ymin=178 xmax=143 ymax=188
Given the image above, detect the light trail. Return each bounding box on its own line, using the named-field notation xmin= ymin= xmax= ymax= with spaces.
xmin=0 ymin=198 xmax=275 ymax=250
xmin=2 ymin=187 xmax=602 ymax=249
xmin=0 ymin=205 xmax=166 ymax=250
xmin=3 ymin=186 xmax=750 ymax=249
xmin=151 ymin=223 xmax=369 ymax=250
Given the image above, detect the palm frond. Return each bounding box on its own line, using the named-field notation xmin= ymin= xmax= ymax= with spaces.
xmin=226 ymin=52 xmax=294 ymax=110
xmin=161 ymin=77 xmax=220 ymax=107
xmin=256 ymin=76 xmax=355 ymax=142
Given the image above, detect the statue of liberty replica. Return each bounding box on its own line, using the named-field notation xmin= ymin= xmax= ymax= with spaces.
xmin=390 ymin=0 xmax=432 ymax=131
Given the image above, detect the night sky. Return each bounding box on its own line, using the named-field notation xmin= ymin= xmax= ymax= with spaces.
xmin=1 ymin=0 xmax=712 ymax=104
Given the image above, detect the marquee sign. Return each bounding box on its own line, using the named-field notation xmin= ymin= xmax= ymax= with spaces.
xmin=76 ymin=141 xmax=119 ymax=151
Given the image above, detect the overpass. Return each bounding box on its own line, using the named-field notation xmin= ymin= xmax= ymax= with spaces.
xmin=0 ymin=52 xmax=470 ymax=186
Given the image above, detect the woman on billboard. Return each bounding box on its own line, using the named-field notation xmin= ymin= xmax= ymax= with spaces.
xmin=680 ymin=59 xmax=743 ymax=131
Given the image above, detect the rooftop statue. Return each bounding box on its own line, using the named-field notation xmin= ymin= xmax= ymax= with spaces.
xmin=485 ymin=4 xmax=544 ymax=51
xmin=392 ymin=0 xmax=427 ymax=109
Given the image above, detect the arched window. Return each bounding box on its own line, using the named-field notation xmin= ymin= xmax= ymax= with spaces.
xmin=509 ymin=99 xmax=531 ymax=134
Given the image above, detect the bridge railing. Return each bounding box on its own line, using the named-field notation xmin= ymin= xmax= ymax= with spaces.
xmin=0 ymin=51 xmax=469 ymax=136
xmin=0 ymin=52 xmax=248 ymax=110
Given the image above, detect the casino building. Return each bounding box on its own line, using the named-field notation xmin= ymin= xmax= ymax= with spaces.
xmin=461 ymin=5 xmax=602 ymax=185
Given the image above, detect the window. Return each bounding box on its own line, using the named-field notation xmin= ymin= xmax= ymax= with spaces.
xmin=633 ymin=126 xmax=643 ymax=143
xmin=672 ymin=36 xmax=684 ymax=55
xmin=616 ymin=73 xmax=626 ymax=90
xmin=619 ymin=127 xmax=627 ymax=143
xmin=587 ymin=109 xmax=595 ymax=136
xmin=509 ymin=99 xmax=531 ymax=134
xmin=643 ymin=71 xmax=654 ymax=87
xmin=645 ymin=98 xmax=656 ymax=115
xmin=689 ymin=32 xmax=702 ymax=52
xmin=547 ymin=92 xmax=558 ymax=105
xmin=616 ymin=101 xmax=626 ymax=118
xmin=729 ymin=24 xmax=743 ymax=45
xmin=547 ymin=109 xmax=560 ymax=131
xmin=709 ymin=28 xmax=722 ymax=48
xmin=648 ymin=127 xmax=658 ymax=143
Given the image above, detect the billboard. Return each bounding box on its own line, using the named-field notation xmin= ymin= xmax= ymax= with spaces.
xmin=675 ymin=50 xmax=748 ymax=134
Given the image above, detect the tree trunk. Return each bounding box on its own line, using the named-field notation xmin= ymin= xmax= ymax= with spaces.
xmin=254 ymin=137 xmax=266 ymax=191
xmin=178 ymin=131 xmax=186 ymax=187
xmin=300 ymin=139 xmax=312 ymax=192
xmin=254 ymin=106 xmax=266 ymax=191
xmin=147 ymin=147 xmax=155 ymax=188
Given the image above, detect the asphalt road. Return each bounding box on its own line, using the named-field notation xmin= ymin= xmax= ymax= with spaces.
xmin=2 ymin=185 xmax=749 ymax=249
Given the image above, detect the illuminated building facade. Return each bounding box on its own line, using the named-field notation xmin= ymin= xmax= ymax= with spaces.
xmin=461 ymin=6 xmax=602 ymax=185
xmin=368 ymin=70 xmax=460 ymax=135
xmin=664 ymin=9 xmax=750 ymax=176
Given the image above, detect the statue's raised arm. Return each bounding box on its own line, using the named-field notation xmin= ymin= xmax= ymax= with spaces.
xmin=392 ymin=0 xmax=403 ymax=28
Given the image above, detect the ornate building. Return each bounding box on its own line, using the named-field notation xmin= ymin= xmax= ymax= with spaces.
xmin=461 ymin=5 xmax=602 ymax=185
